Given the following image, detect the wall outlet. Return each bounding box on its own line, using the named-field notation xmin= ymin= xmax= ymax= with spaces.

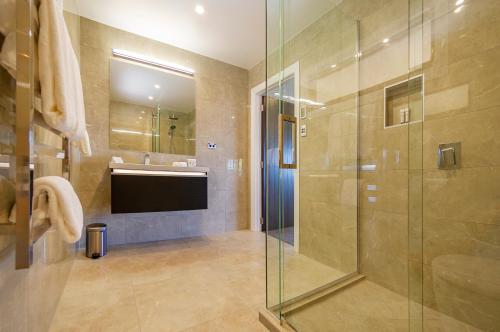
xmin=208 ymin=143 xmax=217 ymax=149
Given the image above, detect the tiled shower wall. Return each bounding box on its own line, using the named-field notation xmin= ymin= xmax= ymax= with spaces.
xmin=76 ymin=17 xmax=249 ymax=246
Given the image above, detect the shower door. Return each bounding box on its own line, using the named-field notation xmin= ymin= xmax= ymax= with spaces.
xmin=265 ymin=0 xmax=361 ymax=314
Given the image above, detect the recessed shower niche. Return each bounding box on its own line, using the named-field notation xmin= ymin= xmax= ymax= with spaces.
xmin=384 ymin=75 xmax=423 ymax=128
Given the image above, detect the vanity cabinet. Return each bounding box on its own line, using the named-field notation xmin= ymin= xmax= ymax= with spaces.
xmin=110 ymin=163 xmax=208 ymax=214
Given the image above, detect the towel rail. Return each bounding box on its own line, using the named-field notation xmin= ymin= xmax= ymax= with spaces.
xmin=14 ymin=0 xmax=72 ymax=269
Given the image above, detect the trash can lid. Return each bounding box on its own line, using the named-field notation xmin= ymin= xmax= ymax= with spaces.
xmin=87 ymin=223 xmax=107 ymax=231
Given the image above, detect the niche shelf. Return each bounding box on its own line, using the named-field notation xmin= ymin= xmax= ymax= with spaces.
xmin=384 ymin=75 xmax=424 ymax=128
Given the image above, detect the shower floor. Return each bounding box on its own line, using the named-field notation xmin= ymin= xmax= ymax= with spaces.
xmin=267 ymin=237 xmax=348 ymax=305
xmin=284 ymin=278 xmax=481 ymax=332
xmin=49 ymin=231 xmax=267 ymax=332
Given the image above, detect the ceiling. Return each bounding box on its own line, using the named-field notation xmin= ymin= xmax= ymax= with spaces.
xmin=64 ymin=0 xmax=341 ymax=69
xmin=110 ymin=58 xmax=195 ymax=113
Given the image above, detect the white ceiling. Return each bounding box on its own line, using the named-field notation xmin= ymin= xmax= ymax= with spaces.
xmin=64 ymin=0 xmax=341 ymax=69
xmin=110 ymin=58 xmax=195 ymax=113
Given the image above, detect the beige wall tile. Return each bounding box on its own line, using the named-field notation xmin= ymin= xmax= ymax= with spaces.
xmin=76 ymin=18 xmax=249 ymax=246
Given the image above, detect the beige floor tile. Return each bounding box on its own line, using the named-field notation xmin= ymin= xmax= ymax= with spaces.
xmin=51 ymin=231 xmax=267 ymax=332
xmin=50 ymin=287 xmax=140 ymax=332
xmin=180 ymin=309 xmax=267 ymax=332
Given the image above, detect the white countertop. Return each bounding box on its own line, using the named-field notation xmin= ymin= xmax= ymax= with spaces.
xmin=109 ymin=162 xmax=209 ymax=174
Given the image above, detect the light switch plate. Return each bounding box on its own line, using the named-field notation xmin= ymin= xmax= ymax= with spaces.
xmin=300 ymin=124 xmax=307 ymax=137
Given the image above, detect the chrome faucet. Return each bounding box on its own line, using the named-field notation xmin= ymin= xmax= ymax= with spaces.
xmin=144 ymin=153 xmax=151 ymax=165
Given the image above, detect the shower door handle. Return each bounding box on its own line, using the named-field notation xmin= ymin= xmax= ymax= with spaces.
xmin=279 ymin=114 xmax=297 ymax=169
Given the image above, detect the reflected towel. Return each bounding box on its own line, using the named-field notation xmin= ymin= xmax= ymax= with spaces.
xmin=0 ymin=32 xmax=16 ymax=78
xmin=0 ymin=0 xmax=16 ymax=36
xmin=0 ymin=175 xmax=15 ymax=224
xmin=38 ymin=0 xmax=91 ymax=156
xmin=32 ymin=176 xmax=83 ymax=243
xmin=0 ymin=0 xmax=39 ymax=79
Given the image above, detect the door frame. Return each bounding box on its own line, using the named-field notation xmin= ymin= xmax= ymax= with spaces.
xmin=250 ymin=62 xmax=300 ymax=251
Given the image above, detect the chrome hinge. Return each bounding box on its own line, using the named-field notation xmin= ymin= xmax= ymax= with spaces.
xmin=259 ymin=104 xmax=264 ymax=112
xmin=260 ymin=217 xmax=264 ymax=225
xmin=260 ymin=161 xmax=264 ymax=169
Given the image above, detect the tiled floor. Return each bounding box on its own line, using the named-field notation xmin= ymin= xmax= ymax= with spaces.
xmin=50 ymin=230 xmax=478 ymax=332
xmin=267 ymin=236 xmax=347 ymax=305
xmin=284 ymin=279 xmax=482 ymax=332
xmin=50 ymin=231 xmax=268 ymax=332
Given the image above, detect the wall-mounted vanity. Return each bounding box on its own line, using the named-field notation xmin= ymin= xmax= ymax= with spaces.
xmin=107 ymin=49 xmax=207 ymax=214
xmin=110 ymin=163 xmax=208 ymax=214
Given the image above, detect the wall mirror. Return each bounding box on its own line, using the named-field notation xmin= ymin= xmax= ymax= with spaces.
xmin=109 ymin=54 xmax=196 ymax=155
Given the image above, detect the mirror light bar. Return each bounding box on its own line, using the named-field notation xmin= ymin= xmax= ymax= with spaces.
xmin=112 ymin=49 xmax=195 ymax=76
xmin=112 ymin=169 xmax=206 ymax=177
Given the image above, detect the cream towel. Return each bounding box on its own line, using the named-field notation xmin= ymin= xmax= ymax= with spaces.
xmin=38 ymin=0 xmax=91 ymax=156
xmin=32 ymin=176 xmax=83 ymax=243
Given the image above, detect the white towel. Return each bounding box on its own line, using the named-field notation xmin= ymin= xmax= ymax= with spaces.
xmin=38 ymin=0 xmax=91 ymax=156
xmin=32 ymin=176 xmax=83 ymax=243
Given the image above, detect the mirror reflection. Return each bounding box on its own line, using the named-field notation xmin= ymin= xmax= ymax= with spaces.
xmin=109 ymin=57 xmax=196 ymax=155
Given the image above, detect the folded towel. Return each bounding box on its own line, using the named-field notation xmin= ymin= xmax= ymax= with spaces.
xmin=0 ymin=175 xmax=15 ymax=224
xmin=38 ymin=0 xmax=91 ymax=156
xmin=32 ymin=176 xmax=83 ymax=243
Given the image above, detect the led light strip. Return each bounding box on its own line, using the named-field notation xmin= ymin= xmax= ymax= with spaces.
xmin=112 ymin=169 xmax=206 ymax=177
xmin=112 ymin=49 xmax=195 ymax=77
xmin=112 ymin=128 xmax=160 ymax=137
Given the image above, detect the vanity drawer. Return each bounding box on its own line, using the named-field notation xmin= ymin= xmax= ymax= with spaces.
xmin=111 ymin=173 xmax=207 ymax=214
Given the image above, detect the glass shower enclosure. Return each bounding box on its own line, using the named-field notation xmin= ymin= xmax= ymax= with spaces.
xmin=265 ymin=0 xmax=499 ymax=331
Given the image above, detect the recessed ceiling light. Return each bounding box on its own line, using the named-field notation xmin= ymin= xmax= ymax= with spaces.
xmin=455 ymin=0 xmax=464 ymax=5
xmin=454 ymin=5 xmax=463 ymax=13
xmin=331 ymin=64 xmax=337 ymax=69
xmin=195 ymin=5 xmax=205 ymax=15
xmin=154 ymin=84 xmax=160 ymax=89
xmin=148 ymin=96 xmax=154 ymax=100
xmin=383 ymin=38 xmax=390 ymax=44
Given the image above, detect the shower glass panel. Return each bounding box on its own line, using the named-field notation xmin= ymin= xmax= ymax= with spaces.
xmin=265 ymin=0 xmax=360 ymax=316
xmin=266 ymin=0 xmax=500 ymax=331
xmin=419 ymin=0 xmax=500 ymax=330
xmin=265 ymin=0 xmax=284 ymax=314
